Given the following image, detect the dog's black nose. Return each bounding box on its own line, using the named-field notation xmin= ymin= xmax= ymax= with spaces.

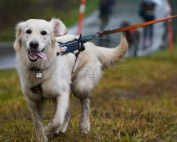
xmin=30 ymin=41 xmax=39 ymax=50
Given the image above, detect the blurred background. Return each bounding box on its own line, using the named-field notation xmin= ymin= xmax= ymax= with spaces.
xmin=0 ymin=0 xmax=177 ymax=69
xmin=0 ymin=0 xmax=177 ymax=141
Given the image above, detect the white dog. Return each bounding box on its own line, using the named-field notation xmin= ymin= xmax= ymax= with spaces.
xmin=14 ymin=18 xmax=128 ymax=142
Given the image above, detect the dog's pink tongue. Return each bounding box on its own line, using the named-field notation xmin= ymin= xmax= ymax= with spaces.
xmin=31 ymin=51 xmax=47 ymax=60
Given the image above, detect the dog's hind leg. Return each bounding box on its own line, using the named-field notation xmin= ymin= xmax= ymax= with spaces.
xmin=79 ymin=97 xmax=90 ymax=135
xmin=72 ymin=86 xmax=92 ymax=135
xmin=72 ymin=60 xmax=102 ymax=135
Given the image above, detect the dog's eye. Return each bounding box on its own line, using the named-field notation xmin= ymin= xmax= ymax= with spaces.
xmin=41 ymin=31 xmax=47 ymax=35
xmin=26 ymin=30 xmax=32 ymax=34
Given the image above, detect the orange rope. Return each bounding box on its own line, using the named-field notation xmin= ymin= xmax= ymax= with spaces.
xmin=98 ymin=15 xmax=177 ymax=37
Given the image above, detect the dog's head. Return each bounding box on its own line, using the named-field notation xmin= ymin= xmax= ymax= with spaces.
xmin=14 ymin=18 xmax=67 ymax=64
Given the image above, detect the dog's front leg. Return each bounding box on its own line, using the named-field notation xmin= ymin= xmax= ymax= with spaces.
xmin=28 ymin=99 xmax=48 ymax=142
xmin=45 ymin=93 xmax=69 ymax=138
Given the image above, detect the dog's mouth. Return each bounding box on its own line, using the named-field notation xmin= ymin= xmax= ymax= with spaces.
xmin=28 ymin=48 xmax=47 ymax=62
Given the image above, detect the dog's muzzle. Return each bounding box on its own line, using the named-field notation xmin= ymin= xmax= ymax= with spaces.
xmin=28 ymin=41 xmax=47 ymax=62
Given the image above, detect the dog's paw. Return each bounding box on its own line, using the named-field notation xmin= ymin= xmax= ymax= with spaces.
xmin=54 ymin=125 xmax=67 ymax=136
xmin=80 ymin=121 xmax=90 ymax=135
xmin=54 ymin=126 xmax=62 ymax=136
xmin=44 ymin=125 xmax=57 ymax=138
xmin=44 ymin=120 xmax=61 ymax=138
xmin=55 ymin=116 xmax=70 ymax=135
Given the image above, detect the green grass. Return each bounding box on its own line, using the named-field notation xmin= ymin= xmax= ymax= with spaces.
xmin=0 ymin=46 xmax=177 ymax=142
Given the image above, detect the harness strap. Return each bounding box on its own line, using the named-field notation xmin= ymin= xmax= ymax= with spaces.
xmin=58 ymin=42 xmax=74 ymax=53
xmin=57 ymin=35 xmax=85 ymax=74
xmin=71 ymin=35 xmax=85 ymax=74
xmin=71 ymin=49 xmax=81 ymax=74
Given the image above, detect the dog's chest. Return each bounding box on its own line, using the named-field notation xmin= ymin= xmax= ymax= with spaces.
xmin=26 ymin=68 xmax=71 ymax=99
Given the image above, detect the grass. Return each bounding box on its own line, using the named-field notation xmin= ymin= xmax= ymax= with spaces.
xmin=0 ymin=45 xmax=177 ymax=141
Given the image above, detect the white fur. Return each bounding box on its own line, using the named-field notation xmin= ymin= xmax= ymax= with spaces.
xmin=14 ymin=18 xmax=128 ymax=142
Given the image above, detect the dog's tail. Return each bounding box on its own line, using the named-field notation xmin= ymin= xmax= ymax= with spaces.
xmin=94 ymin=35 xmax=128 ymax=67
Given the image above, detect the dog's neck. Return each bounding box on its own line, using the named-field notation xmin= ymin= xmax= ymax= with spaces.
xmin=28 ymin=56 xmax=56 ymax=73
xmin=30 ymin=66 xmax=44 ymax=72
xmin=29 ymin=66 xmax=45 ymax=79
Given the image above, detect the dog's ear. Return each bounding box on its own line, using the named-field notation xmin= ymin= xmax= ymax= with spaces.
xmin=14 ymin=22 xmax=24 ymax=51
xmin=50 ymin=18 xmax=68 ymax=36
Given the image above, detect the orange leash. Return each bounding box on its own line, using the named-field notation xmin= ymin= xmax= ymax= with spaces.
xmin=97 ymin=15 xmax=177 ymax=37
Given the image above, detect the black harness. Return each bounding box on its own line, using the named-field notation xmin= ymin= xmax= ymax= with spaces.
xmin=57 ymin=35 xmax=86 ymax=73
